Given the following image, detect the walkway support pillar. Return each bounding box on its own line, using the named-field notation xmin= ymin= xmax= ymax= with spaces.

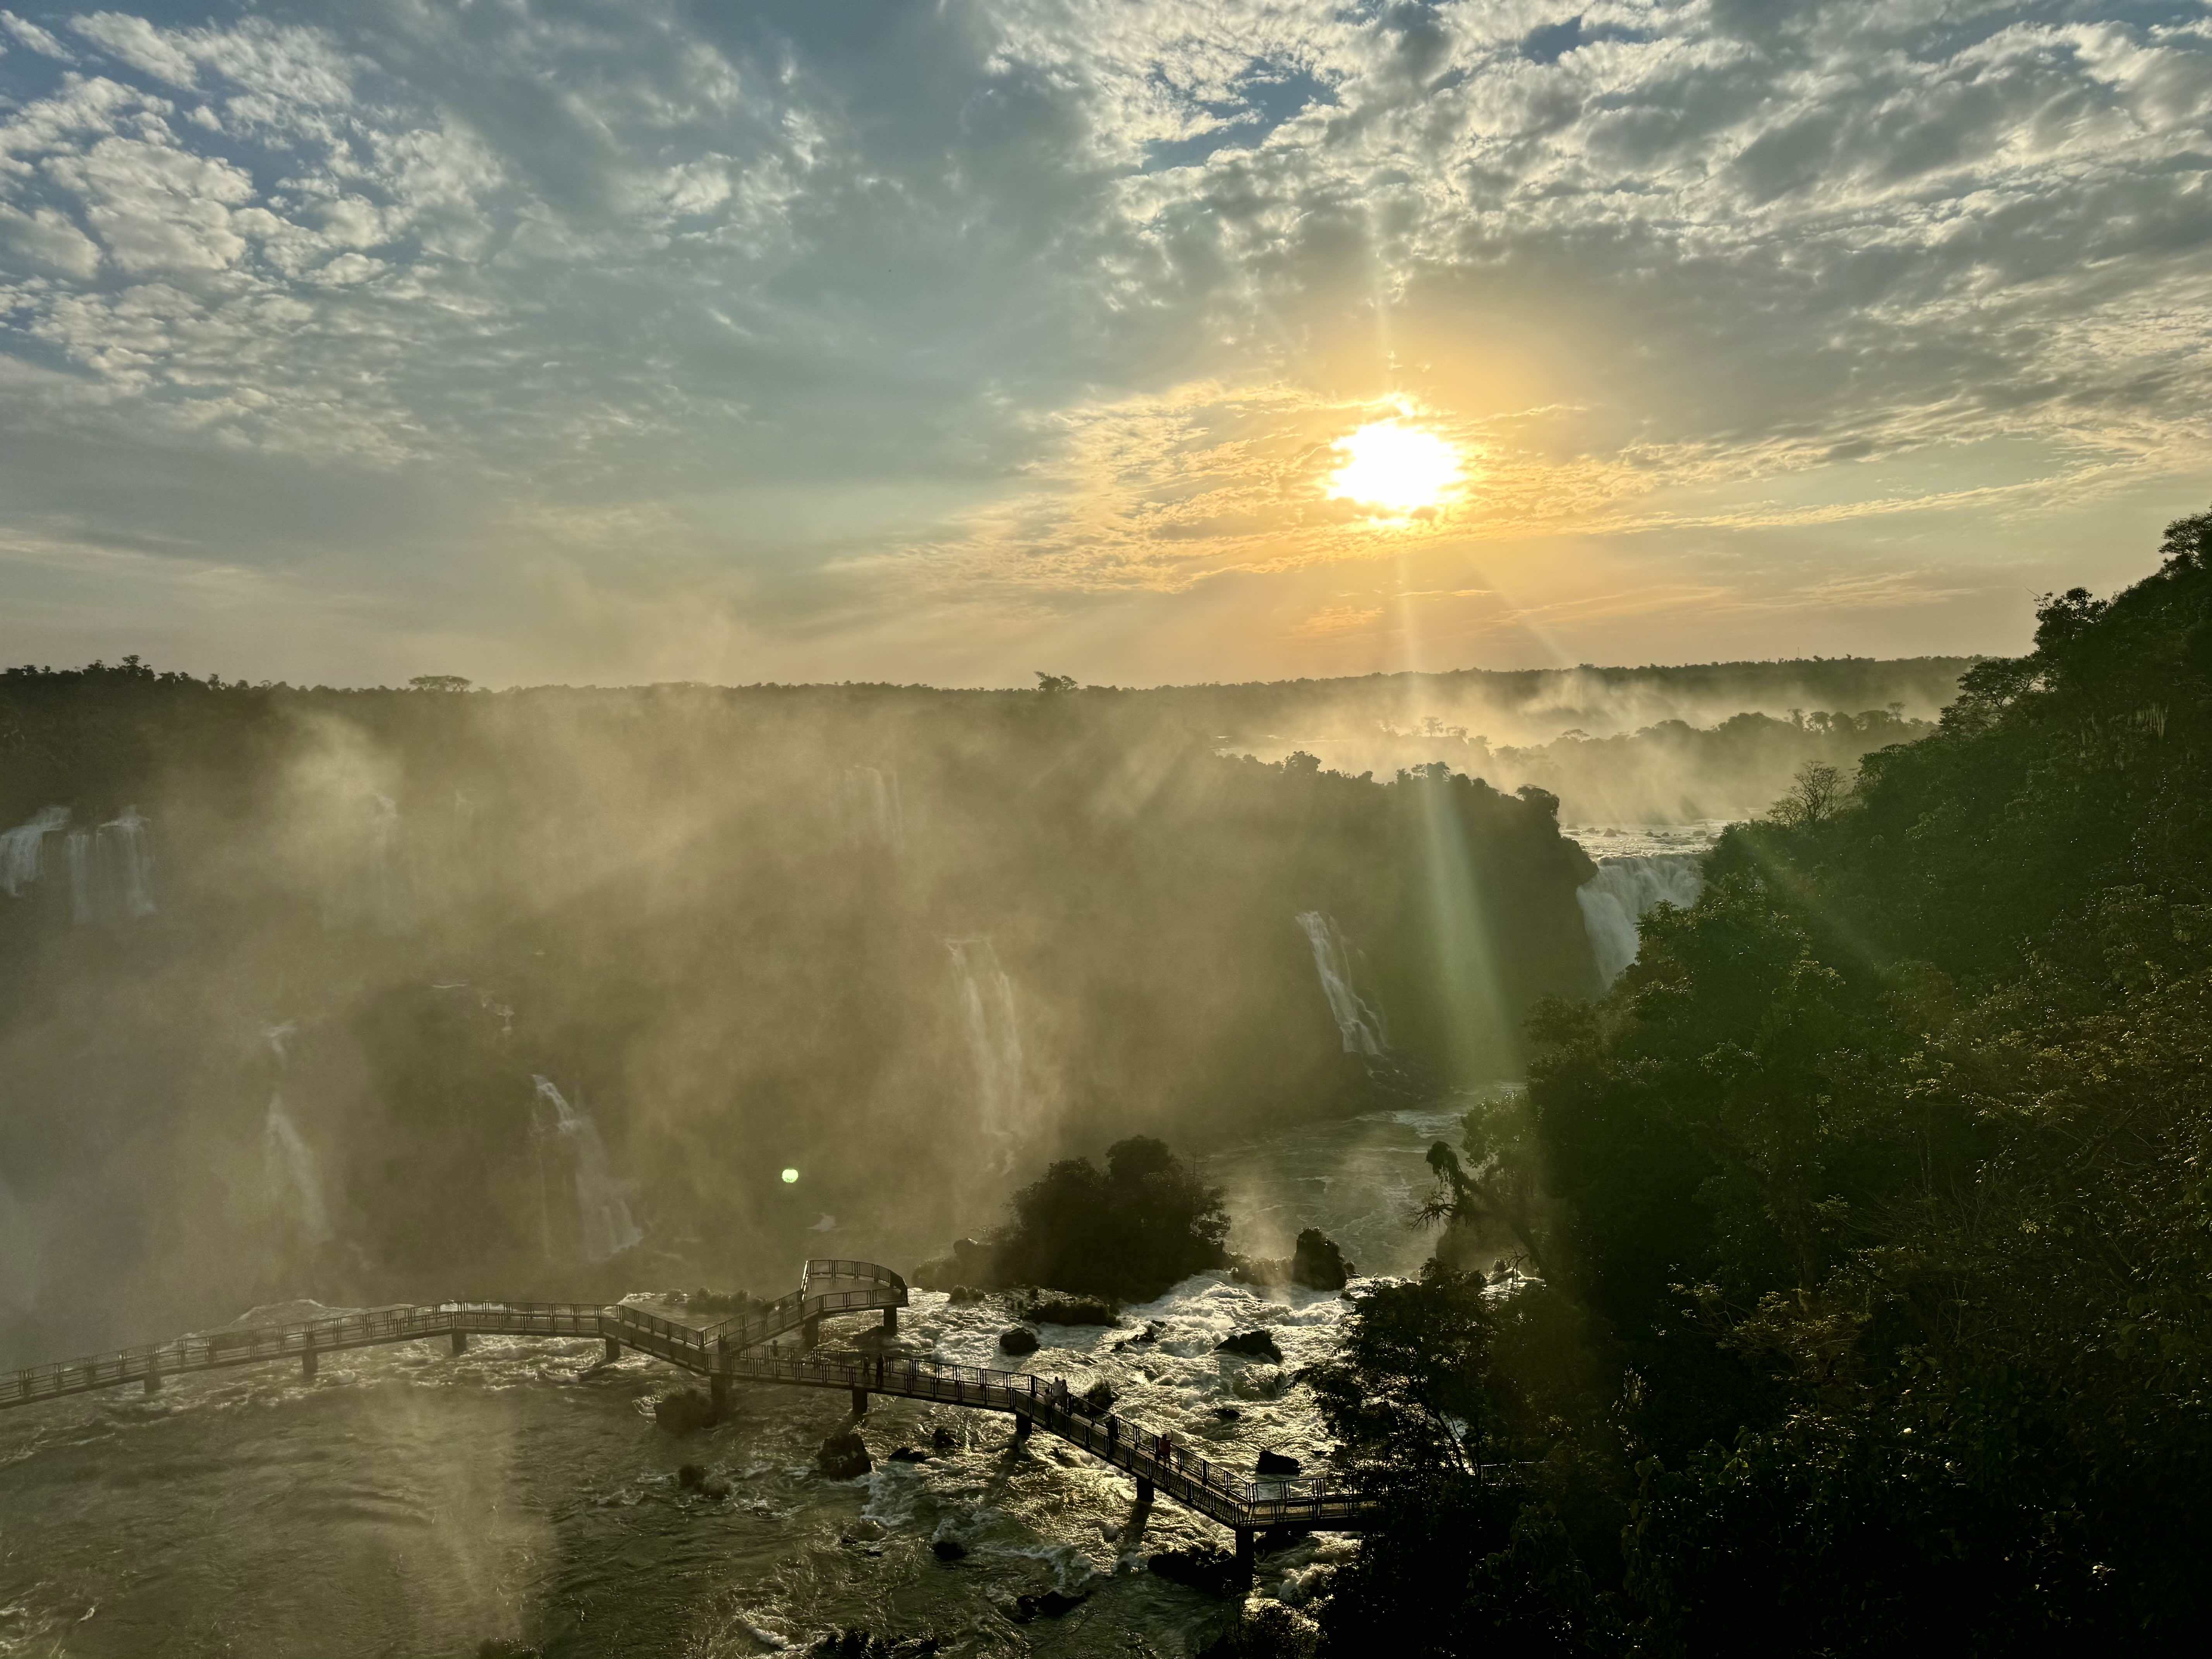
xmin=800 ymin=1316 xmax=821 ymax=1352
xmin=450 ymin=1330 xmax=468 ymax=1358
xmin=1135 ymin=1476 xmax=1153 ymax=1504
xmin=710 ymin=1373 xmax=733 ymax=1420
xmin=882 ymin=1307 xmax=898 ymax=1336
xmin=1013 ymin=1414 xmax=1032 ymax=1443
xmin=1233 ymin=1529 xmax=1255 ymax=1590
xmin=301 ymin=1340 xmax=318 ymax=1381
xmin=143 ymin=1359 xmax=161 ymax=1397
xmin=603 ymin=1336 xmax=621 ymax=1364
xmin=851 ymin=1386 xmax=869 ymax=1415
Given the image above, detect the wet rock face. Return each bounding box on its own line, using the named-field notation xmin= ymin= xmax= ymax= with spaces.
xmin=817 ymin=1429 xmax=872 ymax=1480
xmin=887 ymin=1446 xmax=928 ymax=1463
xmin=1255 ymin=1449 xmax=1302 ymax=1477
xmin=1011 ymin=1588 xmax=1089 ymax=1622
xmin=1290 ymin=1228 xmax=1353 ymax=1291
xmin=931 ymin=1537 xmax=968 ymax=1562
xmin=1214 ymin=1329 xmax=1283 ymax=1362
xmin=930 ymin=1425 xmax=960 ymax=1452
xmin=676 ymin=1462 xmax=730 ymax=1498
xmin=1149 ymin=1543 xmax=1240 ymax=1596
xmin=653 ymin=1388 xmax=720 ymax=1434
xmin=997 ymin=1326 xmax=1040 ymax=1357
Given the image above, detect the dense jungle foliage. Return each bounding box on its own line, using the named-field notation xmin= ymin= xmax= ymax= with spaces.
xmin=1305 ymin=514 xmax=2212 ymax=1656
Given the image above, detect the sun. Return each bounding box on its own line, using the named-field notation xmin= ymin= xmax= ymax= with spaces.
xmin=1327 ymin=420 xmax=1463 ymax=516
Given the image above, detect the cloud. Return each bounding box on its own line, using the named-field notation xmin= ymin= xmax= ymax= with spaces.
xmin=0 ymin=1 xmax=2205 ymax=684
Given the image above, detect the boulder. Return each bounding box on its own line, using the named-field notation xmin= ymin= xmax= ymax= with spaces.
xmin=887 ymin=1446 xmax=929 ymax=1463
xmin=946 ymin=1285 xmax=985 ymax=1305
xmin=1148 ymin=1543 xmax=1240 ymax=1596
xmin=654 ymin=1388 xmax=719 ymax=1434
xmin=914 ymin=1238 xmax=996 ymax=1292
xmin=1080 ymin=1379 xmax=1116 ymax=1414
xmin=677 ymin=1462 xmax=707 ymax=1489
xmin=1011 ymin=1589 xmax=1089 ymax=1622
xmin=931 ymin=1537 xmax=968 ymax=1562
xmin=1290 ymin=1229 xmax=1353 ymax=1291
xmin=1255 ymin=1449 xmax=1302 ymax=1477
xmin=1214 ymin=1329 xmax=1283 ymax=1362
xmin=1025 ymin=1293 xmax=1119 ymax=1326
xmin=817 ymin=1429 xmax=872 ymax=1480
xmin=1211 ymin=1406 xmax=1243 ymax=1422
xmin=930 ymin=1425 xmax=960 ymax=1453
xmin=998 ymin=1326 xmax=1040 ymax=1357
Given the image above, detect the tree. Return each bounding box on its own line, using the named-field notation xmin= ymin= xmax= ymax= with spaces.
xmin=1033 ymin=672 xmax=1077 ymax=694
xmin=1770 ymin=759 xmax=1843 ymax=826
xmin=408 ymin=674 xmax=472 ymax=692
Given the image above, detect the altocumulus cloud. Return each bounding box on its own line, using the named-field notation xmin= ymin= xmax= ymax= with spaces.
xmin=0 ymin=0 xmax=2209 ymax=685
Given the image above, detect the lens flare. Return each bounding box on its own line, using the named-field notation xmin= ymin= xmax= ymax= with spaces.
xmin=1327 ymin=420 xmax=1462 ymax=516
xmin=780 ymin=1167 xmax=799 ymax=1184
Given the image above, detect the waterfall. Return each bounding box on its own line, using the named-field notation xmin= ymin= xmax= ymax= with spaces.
xmin=532 ymin=1077 xmax=642 ymax=1263
xmin=0 ymin=806 xmax=68 ymax=898
xmin=945 ymin=938 xmax=1026 ymax=1164
xmin=1295 ymin=911 xmax=1388 ymax=1056
xmin=65 ymin=831 xmax=93 ymax=924
xmin=1577 ymin=854 xmax=1706 ymax=984
xmin=842 ymin=766 xmax=904 ymax=853
xmin=261 ymin=1024 xmax=331 ymax=1244
xmin=96 ymin=807 xmax=156 ymax=919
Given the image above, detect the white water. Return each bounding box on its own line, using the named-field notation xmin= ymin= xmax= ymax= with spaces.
xmin=0 ymin=805 xmax=68 ymax=898
xmin=97 ymin=806 xmax=157 ymax=919
xmin=842 ymin=766 xmax=905 ymax=854
xmin=261 ymin=1024 xmax=332 ymax=1245
xmin=945 ymin=938 xmax=1026 ymax=1166
xmin=65 ymin=830 xmax=92 ymax=924
xmin=1575 ymin=854 xmax=1707 ymax=984
xmin=531 ymin=1076 xmax=643 ymax=1264
xmin=1294 ymin=911 xmax=1388 ymax=1056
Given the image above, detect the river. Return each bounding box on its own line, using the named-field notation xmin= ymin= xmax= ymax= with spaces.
xmin=0 ymin=1096 xmax=1498 ymax=1659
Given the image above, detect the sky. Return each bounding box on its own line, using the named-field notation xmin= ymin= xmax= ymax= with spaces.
xmin=1 ymin=1 xmax=2209 ymax=690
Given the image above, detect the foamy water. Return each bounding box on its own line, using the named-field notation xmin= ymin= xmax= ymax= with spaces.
xmin=0 ymin=1101 xmax=1494 ymax=1657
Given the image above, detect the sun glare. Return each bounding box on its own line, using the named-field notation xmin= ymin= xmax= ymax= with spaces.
xmin=1327 ymin=420 xmax=1462 ymax=517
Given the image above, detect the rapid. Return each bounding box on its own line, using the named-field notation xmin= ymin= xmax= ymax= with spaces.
xmin=0 ymin=1097 xmax=1496 ymax=1659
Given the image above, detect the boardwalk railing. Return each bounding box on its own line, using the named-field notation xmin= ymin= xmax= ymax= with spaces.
xmin=719 ymin=1348 xmax=1372 ymax=1529
xmin=0 ymin=1259 xmax=1377 ymax=1534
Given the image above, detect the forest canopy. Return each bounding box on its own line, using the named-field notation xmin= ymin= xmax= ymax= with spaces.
xmin=1308 ymin=511 xmax=2212 ymax=1655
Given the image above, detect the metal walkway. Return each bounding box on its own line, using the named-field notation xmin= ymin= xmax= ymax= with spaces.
xmin=0 ymin=1258 xmax=1379 ymax=1542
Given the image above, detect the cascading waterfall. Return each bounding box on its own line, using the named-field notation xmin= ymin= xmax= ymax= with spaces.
xmin=1577 ymin=854 xmax=1706 ymax=984
xmin=945 ymin=938 xmax=1026 ymax=1165
xmin=96 ymin=807 xmax=156 ymax=919
xmin=1295 ymin=911 xmax=1389 ymax=1056
xmin=841 ymin=766 xmax=904 ymax=853
xmin=531 ymin=1077 xmax=642 ymax=1263
xmin=261 ymin=1024 xmax=332 ymax=1245
xmin=65 ymin=831 xmax=93 ymax=924
xmin=0 ymin=806 xmax=68 ymax=899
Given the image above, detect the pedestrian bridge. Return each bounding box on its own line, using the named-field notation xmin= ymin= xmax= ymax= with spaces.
xmin=0 ymin=1258 xmax=1379 ymax=1558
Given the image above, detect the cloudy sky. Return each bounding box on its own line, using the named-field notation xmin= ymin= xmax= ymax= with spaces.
xmin=2 ymin=1 xmax=2209 ymax=688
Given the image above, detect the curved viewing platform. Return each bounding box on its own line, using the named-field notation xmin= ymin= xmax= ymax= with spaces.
xmin=0 ymin=1257 xmax=1380 ymax=1541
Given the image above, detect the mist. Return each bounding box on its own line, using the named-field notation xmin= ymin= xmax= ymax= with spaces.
xmin=0 ymin=662 xmax=1613 ymax=1364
